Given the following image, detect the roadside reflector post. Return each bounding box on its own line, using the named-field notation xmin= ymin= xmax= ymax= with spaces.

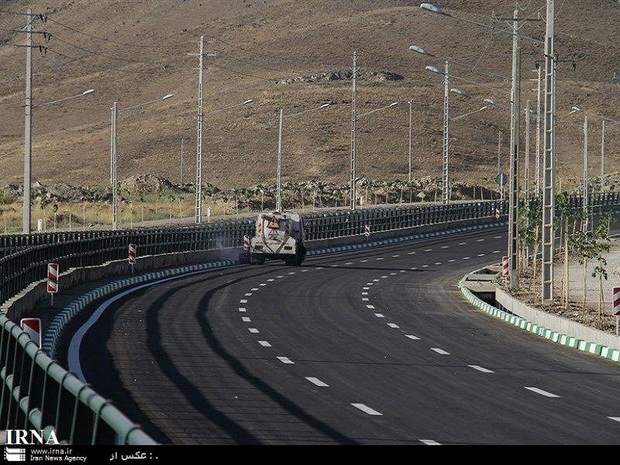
xmin=128 ymin=243 xmax=137 ymax=274
xmin=20 ymin=318 xmax=42 ymax=348
xmin=612 ymin=287 xmax=620 ymax=335
xmin=47 ymin=262 xmax=59 ymax=307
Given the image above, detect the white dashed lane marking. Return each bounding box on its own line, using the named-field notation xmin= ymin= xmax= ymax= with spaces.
xmin=306 ymin=377 xmax=329 ymax=387
xmin=387 ymin=323 xmax=399 ymax=328
xmin=258 ymin=340 xmax=272 ymax=347
xmin=406 ymin=335 xmax=420 ymax=340
xmin=242 ymin=317 xmax=251 ymax=322
xmin=609 ymin=417 xmax=620 ymax=423
xmin=374 ymin=313 xmax=385 ymax=318
xmin=431 ymin=348 xmax=450 ymax=355
xmin=351 ymin=403 xmax=382 ymax=416
xmin=277 ymin=356 xmax=294 ymax=364
xmin=240 ymin=299 xmax=248 ymax=303
xmin=420 ymin=439 xmax=441 ymax=445
xmin=525 ymin=387 xmax=560 ymax=398
xmin=249 ymin=328 xmax=259 ymax=334
xmin=239 ymin=307 xmax=246 ymax=312
xmin=468 ymin=365 xmax=494 ymax=373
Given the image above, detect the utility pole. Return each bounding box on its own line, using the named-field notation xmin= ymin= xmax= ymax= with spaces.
xmin=583 ymin=114 xmax=588 ymax=233
xmin=349 ymin=51 xmax=357 ymax=209
xmin=497 ymin=130 xmax=503 ymax=202
xmin=195 ymin=36 xmax=205 ymax=224
xmin=408 ymin=99 xmax=413 ymax=183
xmin=535 ymin=63 xmax=542 ymax=197
xmin=24 ymin=10 xmax=33 ymax=234
xmin=17 ymin=10 xmax=48 ymax=234
xmin=600 ymin=120 xmax=605 ymax=191
xmin=276 ymin=108 xmax=283 ymax=211
xmin=541 ymin=0 xmax=556 ymax=303
xmin=191 ymin=36 xmax=215 ymax=224
xmin=525 ymin=100 xmax=531 ymax=202
xmin=508 ymin=7 xmax=521 ymax=290
xmin=442 ymin=60 xmax=450 ymax=204
xmin=110 ymin=102 xmax=118 ymax=229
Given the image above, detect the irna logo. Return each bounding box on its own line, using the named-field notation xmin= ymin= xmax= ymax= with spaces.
xmin=4 ymin=429 xmax=59 ymax=445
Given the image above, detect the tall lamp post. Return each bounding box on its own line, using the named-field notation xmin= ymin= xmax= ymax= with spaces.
xmin=420 ymin=2 xmax=547 ymax=292
xmin=194 ymin=98 xmax=253 ymax=223
xmin=276 ymin=103 xmax=330 ymax=212
xmin=110 ymin=93 xmax=173 ymax=230
xmin=424 ymin=62 xmax=470 ymax=204
xmin=23 ymin=88 xmax=95 ymax=234
xmin=349 ymin=101 xmax=399 ymax=208
xmin=408 ymin=99 xmax=413 ymax=183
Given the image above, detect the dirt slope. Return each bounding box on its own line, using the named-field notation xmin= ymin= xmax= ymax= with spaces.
xmin=0 ymin=0 xmax=618 ymax=192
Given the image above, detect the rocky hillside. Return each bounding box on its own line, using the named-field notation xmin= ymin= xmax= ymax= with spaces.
xmin=0 ymin=0 xmax=618 ymax=195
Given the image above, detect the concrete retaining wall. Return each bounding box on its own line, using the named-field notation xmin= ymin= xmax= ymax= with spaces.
xmin=495 ymin=287 xmax=620 ymax=351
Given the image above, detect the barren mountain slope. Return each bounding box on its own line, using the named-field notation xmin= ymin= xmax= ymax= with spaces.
xmin=0 ymin=0 xmax=618 ymax=192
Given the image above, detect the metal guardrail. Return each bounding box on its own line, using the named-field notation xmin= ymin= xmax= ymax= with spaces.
xmin=1 ymin=194 xmax=619 ymax=444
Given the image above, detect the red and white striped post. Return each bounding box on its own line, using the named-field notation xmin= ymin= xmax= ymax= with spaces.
xmin=20 ymin=317 xmax=41 ymax=348
xmin=364 ymin=224 xmax=370 ymax=241
xmin=613 ymin=287 xmax=620 ymax=335
xmin=502 ymin=256 xmax=509 ymax=278
xmin=128 ymin=243 xmax=137 ymax=273
xmin=47 ymin=262 xmax=59 ymax=306
xmin=243 ymin=235 xmax=249 ymax=251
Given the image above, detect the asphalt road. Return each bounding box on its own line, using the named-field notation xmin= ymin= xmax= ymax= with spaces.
xmin=62 ymin=229 xmax=620 ymax=445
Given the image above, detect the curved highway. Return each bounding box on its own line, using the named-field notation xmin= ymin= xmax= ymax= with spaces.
xmin=63 ymin=229 xmax=620 ymax=445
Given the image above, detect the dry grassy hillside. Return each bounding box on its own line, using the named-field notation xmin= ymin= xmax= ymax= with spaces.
xmin=0 ymin=0 xmax=619 ymax=195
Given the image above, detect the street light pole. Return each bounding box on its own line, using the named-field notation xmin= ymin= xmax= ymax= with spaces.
xmin=350 ymin=51 xmax=358 ymax=209
xmin=194 ymin=98 xmax=253 ymax=221
xmin=541 ymin=0 xmax=556 ymax=303
xmin=110 ymin=94 xmax=173 ymax=230
xmin=408 ymin=99 xmax=413 ymax=183
xmin=442 ymin=60 xmax=450 ymax=204
xmin=508 ymin=7 xmax=521 ymax=290
xmin=583 ymin=114 xmax=589 ymax=233
xmin=23 ymin=9 xmax=33 ymax=234
xmin=277 ymin=108 xmax=283 ymax=211
xmin=110 ymin=101 xmax=118 ymax=230
xmin=276 ymin=103 xmax=330 ymax=212
xmin=349 ymin=101 xmax=399 ymax=208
